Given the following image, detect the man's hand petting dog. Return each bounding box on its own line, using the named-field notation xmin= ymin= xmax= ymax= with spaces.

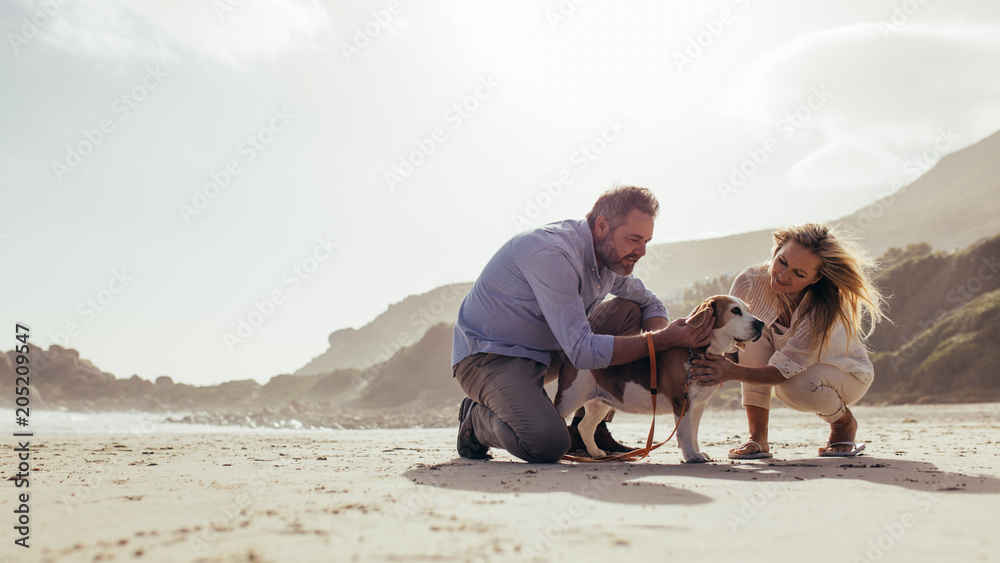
xmin=652 ymin=314 xmax=715 ymax=350
xmin=689 ymin=353 xmax=742 ymax=387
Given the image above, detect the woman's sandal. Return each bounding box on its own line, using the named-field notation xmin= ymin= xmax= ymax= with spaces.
xmin=818 ymin=441 xmax=865 ymax=457
xmin=819 ymin=416 xmax=864 ymax=456
xmin=728 ymin=439 xmax=773 ymax=459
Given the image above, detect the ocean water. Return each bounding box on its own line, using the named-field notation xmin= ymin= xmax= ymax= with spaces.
xmin=0 ymin=408 xmax=314 ymax=435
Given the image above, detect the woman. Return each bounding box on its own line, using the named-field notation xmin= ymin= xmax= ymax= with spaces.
xmin=689 ymin=223 xmax=887 ymax=458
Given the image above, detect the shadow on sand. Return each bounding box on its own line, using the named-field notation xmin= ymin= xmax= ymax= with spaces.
xmin=402 ymin=455 xmax=1000 ymax=507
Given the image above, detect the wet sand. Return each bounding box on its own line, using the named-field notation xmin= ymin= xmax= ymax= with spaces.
xmin=3 ymin=403 xmax=999 ymax=562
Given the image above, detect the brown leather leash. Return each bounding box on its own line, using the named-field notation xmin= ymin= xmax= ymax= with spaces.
xmin=561 ymin=333 xmax=690 ymax=463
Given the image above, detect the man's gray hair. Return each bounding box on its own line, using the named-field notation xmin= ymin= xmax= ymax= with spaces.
xmin=585 ymin=184 xmax=659 ymax=231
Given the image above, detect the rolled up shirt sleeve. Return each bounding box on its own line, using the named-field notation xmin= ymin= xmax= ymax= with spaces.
xmin=768 ymin=320 xmax=815 ymax=378
xmin=768 ymin=318 xmax=873 ymax=383
xmin=521 ymin=248 xmax=615 ymax=370
xmin=610 ymin=274 xmax=668 ymax=325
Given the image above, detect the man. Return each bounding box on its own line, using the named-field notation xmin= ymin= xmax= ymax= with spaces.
xmin=452 ymin=184 xmax=714 ymax=463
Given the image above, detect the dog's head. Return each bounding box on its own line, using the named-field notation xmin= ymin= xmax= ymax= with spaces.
xmin=687 ymin=295 xmax=764 ymax=355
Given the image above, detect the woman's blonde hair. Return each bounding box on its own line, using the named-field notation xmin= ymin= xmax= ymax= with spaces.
xmin=765 ymin=223 xmax=888 ymax=358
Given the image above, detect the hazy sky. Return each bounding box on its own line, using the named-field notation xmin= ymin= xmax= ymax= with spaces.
xmin=3 ymin=1 xmax=1000 ymax=386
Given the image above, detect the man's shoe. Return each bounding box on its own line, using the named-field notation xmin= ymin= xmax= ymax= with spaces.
xmin=457 ymin=398 xmax=491 ymax=460
xmin=567 ymin=418 xmax=633 ymax=454
xmin=594 ymin=421 xmax=633 ymax=453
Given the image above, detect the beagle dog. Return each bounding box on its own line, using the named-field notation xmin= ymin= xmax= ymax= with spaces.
xmin=554 ymin=295 xmax=764 ymax=462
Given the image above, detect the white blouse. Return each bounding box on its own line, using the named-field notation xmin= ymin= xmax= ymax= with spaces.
xmin=731 ymin=266 xmax=874 ymax=386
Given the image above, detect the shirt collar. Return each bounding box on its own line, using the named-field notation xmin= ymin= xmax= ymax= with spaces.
xmin=575 ymin=219 xmax=601 ymax=274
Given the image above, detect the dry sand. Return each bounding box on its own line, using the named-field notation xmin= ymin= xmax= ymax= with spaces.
xmin=3 ymin=403 xmax=999 ymax=563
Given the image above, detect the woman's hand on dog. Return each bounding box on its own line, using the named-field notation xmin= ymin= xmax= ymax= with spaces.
xmin=689 ymin=353 xmax=741 ymax=387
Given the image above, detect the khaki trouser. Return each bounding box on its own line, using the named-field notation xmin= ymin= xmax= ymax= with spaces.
xmin=740 ymin=327 xmax=871 ymax=423
xmin=453 ymin=298 xmax=642 ymax=463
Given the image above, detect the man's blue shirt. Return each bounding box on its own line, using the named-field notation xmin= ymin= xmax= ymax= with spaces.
xmin=452 ymin=219 xmax=668 ymax=370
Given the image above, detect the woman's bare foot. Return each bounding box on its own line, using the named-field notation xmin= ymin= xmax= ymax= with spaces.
xmin=819 ymin=408 xmax=858 ymax=454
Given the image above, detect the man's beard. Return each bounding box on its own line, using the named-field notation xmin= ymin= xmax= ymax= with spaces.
xmin=595 ymin=232 xmax=640 ymax=276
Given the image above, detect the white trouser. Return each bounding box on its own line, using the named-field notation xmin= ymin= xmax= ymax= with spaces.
xmin=739 ymin=327 xmax=871 ymax=423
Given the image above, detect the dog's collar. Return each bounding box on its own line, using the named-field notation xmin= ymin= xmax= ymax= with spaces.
xmin=687 ymin=347 xmax=708 ymax=362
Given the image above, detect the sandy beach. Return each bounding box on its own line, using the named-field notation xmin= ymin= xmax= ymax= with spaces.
xmin=3 ymin=403 xmax=999 ymax=563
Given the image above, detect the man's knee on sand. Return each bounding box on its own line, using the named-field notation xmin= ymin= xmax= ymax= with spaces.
xmin=517 ymin=423 xmax=571 ymax=463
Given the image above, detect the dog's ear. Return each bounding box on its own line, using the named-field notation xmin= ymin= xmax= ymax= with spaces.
xmin=687 ymin=298 xmax=716 ymax=329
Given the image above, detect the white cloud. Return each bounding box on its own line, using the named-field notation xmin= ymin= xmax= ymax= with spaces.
xmin=718 ymin=22 xmax=1000 ymax=193
xmin=787 ymin=135 xmax=902 ymax=192
xmin=719 ymin=23 xmax=1000 ymax=124
xmin=27 ymin=0 xmax=331 ymax=67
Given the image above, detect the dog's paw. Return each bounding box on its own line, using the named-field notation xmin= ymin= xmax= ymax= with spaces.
xmin=682 ymin=451 xmax=712 ymax=463
xmin=587 ymin=447 xmax=607 ymax=459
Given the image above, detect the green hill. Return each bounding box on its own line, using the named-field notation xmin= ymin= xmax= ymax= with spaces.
xmin=866 ymin=235 xmax=1000 ymax=402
